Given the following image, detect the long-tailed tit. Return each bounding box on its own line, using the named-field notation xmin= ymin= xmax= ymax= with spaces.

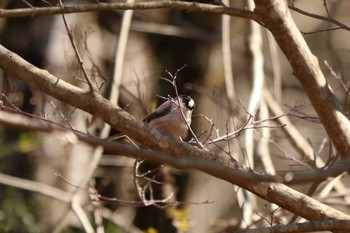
xmin=143 ymin=95 xmax=195 ymax=139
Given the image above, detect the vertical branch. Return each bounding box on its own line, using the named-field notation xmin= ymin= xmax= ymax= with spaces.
xmin=257 ymin=99 xmax=275 ymax=174
xmin=239 ymin=0 xmax=265 ymax=228
xmin=221 ymin=0 xmax=239 ymax=160
xmin=257 ymin=97 xmax=280 ymax=215
xmin=245 ymin=0 xmax=265 ymax=169
xmin=110 ymin=0 xmax=135 ymax=104
xmin=221 ymin=0 xmax=235 ymax=101
xmin=266 ymin=31 xmax=282 ymax=103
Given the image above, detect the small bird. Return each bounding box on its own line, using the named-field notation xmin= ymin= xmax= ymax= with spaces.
xmin=143 ymin=95 xmax=195 ymax=139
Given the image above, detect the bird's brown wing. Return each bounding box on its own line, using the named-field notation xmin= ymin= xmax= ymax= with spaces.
xmin=143 ymin=100 xmax=174 ymax=123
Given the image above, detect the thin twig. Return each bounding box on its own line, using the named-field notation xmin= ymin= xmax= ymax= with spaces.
xmin=58 ymin=0 xmax=95 ymax=94
xmin=288 ymin=3 xmax=350 ymax=31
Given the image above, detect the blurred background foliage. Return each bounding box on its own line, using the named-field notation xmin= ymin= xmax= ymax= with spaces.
xmin=1 ymin=0 xmax=350 ymax=232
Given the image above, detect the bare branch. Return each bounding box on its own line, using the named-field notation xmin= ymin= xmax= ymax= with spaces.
xmin=0 ymin=1 xmax=258 ymax=21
